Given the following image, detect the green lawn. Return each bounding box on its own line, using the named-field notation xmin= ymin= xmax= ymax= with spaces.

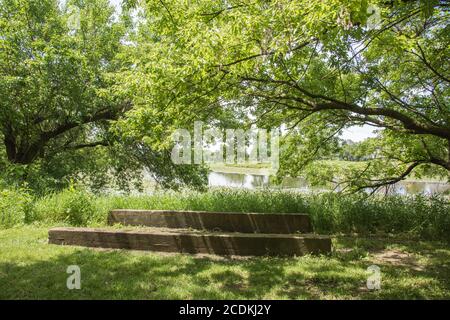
xmin=0 ymin=225 xmax=449 ymax=299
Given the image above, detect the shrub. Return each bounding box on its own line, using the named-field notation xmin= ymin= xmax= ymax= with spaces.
xmin=91 ymin=189 xmax=449 ymax=240
xmin=307 ymin=193 xmax=450 ymax=241
xmin=11 ymin=187 xmax=450 ymax=241
xmin=0 ymin=188 xmax=33 ymax=228
xmin=33 ymin=187 xmax=95 ymax=226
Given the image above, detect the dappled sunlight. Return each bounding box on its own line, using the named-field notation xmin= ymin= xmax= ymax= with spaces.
xmin=0 ymin=226 xmax=448 ymax=299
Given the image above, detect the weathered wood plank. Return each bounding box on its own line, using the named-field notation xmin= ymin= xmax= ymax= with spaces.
xmin=48 ymin=227 xmax=331 ymax=256
xmin=108 ymin=210 xmax=312 ymax=234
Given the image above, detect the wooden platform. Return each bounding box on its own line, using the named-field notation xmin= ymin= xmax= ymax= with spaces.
xmin=49 ymin=209 xmax=332 ymax=256
xmin=108 ymin=210 xmax=312 ymax=234
xmin=48 ymin=227 xmax=331 ymax=256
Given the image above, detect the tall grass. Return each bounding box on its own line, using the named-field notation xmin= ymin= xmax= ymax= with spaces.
xmin=0 ymin=188 xmax=33 ymax=228
xmin=1 ymin=187 xmax=449 ymax=241
xmin=33 ymin=186 xmax=96 ymax=226
xmin=307 ymin=192 xmax=450 ymax=240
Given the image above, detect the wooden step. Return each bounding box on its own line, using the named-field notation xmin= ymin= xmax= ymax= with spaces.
xmin=48 ymin=227 xmax=331 ymax=256
xmin=108 ymin=210 xmax=312 ymax=234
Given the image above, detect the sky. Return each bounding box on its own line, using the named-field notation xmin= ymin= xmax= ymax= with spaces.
xmin=341 ymin=125 xmax=378 ymax=142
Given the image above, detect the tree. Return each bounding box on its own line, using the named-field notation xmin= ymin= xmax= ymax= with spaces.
xmin=126 ymin=0 xmax=449 ymax=191
xmin=0 ymin=0 xmax=128 ymax=165
xmin=0 ymin=0 xmax=207 ymax=191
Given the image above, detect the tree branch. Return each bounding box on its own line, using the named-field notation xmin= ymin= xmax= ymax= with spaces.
xmin=240 ymin=76 xmax=450 ymax=140
xmin=409 ymin=43 xmax=450 ymax=83
xmin=64 ymin=141 xmax=109 ymax=150
xmin=355 ymin=160 xmax=425 ymax=193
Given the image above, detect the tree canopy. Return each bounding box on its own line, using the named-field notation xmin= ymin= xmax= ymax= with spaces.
xmin=1 ymin=0 xmax=449 ymax=193
xmin=118 ymin=0 xmax=449 ymax=191
xmin=0 ymin=0 xmax=207 ymax=192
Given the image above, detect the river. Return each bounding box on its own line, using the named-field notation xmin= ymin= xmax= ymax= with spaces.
xmin=208 ymin=171 xmax=450 ymax=195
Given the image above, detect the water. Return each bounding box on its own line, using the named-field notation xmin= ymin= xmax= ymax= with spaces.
xmin=208 ymin=172 xmax=270 ymax=189
xmin=208 ymin=172 xmax=450 ymax=195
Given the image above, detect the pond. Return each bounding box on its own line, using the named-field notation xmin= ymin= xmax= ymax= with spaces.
xmin=208 ymin=171 xmax=450 ymax=195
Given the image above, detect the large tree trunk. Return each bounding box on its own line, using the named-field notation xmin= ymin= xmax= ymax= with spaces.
xmin=3 ymin=134 xmax=43 ymax=165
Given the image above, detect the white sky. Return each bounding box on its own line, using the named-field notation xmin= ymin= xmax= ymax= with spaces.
xmin=341 ymin=125 xmax=378 ymax=142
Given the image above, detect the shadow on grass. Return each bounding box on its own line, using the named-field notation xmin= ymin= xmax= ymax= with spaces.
xmin=0 ymin=236 xmax=449 ymax=299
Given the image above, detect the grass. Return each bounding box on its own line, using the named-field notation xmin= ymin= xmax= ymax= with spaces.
xmin=1 ymin=188 xmax=449 ymax=241
xmin=0 ymin=225 xmax=449 ymax=299
xmin=1 ymin=188 xmax=449 ymax=299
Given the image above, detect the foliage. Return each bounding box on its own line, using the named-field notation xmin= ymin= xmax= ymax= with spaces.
xmin=0 ymin=0 xmax=208 ymax=192
xmin=336 ymin=139 xmax=376 ymax=161
xmin=33 ymin=185 xmax=95 ymax=226
xmin=307 ymin=192 xmax=450 ymax=240
xmin=0 ymin=187 xmax=32 ymax=228
xmin=120 ymin=0 xmax=450 ymax=191
xmin=98 ymin=190 xmax=450 ymax=241
xmin=0 ymin=0 xmax=128 ymax=164
xmin=2 ymin=187 xmax=448 ymax=240
xmin=2 ymin=0 xmax=448 ymax=192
